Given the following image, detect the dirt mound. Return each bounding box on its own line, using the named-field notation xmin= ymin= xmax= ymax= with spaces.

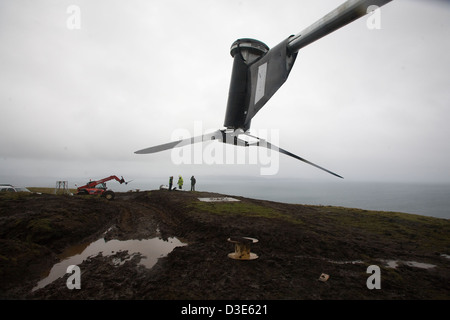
xmin=1 ymin=190 xmax=449 ymax=300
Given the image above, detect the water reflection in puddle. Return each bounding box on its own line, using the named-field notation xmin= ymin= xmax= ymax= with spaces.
xmin=33 ymin=236 xmax=186 ymax=291
xmin=383 ymin=259 xmax=436 ymax=269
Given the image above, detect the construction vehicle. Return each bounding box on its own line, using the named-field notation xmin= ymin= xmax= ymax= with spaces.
xmin=76 ymin=175 xmax=128 ymax=200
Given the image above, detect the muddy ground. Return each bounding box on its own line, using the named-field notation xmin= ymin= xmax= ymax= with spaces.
xmin=0 ymin=189 xmax=449 ymax=302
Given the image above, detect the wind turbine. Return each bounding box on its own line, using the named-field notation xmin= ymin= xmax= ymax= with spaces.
xmin=135 ymin=0 xmax=394 ymax=179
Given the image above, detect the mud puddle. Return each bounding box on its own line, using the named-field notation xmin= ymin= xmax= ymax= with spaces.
xmin=382 ymin=260 xmax=437 ymax=269
xmin=32 ymin=236 xmax=186 ymax=291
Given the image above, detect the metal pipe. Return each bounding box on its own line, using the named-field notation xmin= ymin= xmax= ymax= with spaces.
xmin=287 ymin=0 xmax=393 ymax=53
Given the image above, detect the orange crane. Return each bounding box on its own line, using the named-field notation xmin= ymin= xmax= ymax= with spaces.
xmin=76 ymin=175 xmax=128 ymax=200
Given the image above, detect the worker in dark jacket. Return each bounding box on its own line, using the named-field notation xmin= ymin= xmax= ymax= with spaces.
xmin=190 ymin=176 xmax=196 ymax=191
xmin=169 ymin=176 xmax=173 ymax=191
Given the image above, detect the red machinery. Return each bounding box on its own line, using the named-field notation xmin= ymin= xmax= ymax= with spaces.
xmin=76 ymin=175 xmax=128 ymax=200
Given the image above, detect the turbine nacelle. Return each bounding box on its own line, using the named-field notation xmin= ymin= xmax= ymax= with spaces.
xmin=223 ymin=37 xmax=297 ymax=132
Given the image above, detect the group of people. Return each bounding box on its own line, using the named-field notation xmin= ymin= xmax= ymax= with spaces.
xmin=168 ymin=175 xmax=196 ymax=191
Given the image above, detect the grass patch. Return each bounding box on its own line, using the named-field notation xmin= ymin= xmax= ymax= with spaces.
xmin=189 ymin=200 xmax=303 ymax=224
xmin=27 ymin=187 xmax=77 ymax=194
xmin=27 ymin=218 xmax=52 ymax=233
xmin=0 ymin=191 xmax=33 ymax=201
xmin=25 ymin=218 xmax=55 ymax=243
xmin=313 ymin=205 xmax=450 ymax=252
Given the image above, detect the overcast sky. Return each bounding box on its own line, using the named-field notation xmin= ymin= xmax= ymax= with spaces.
xmin=1 ymin=0 xmax=449 ymax=188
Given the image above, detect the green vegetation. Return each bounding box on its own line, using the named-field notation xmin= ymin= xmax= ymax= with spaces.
xmin=313 ymin=205 xmax=450 ymax=252
xmin=0 ymin=191 xmax=33 ymax=201
xmin=0 ymin=187 xmax=76 ymax=202
xmin=27 ymin=187 xmax=77 ymax=194
xmin=189 ymin=200 xmax=303 ymax=224
xmin=188 ymin=197 xmax=449 ymax=254
xmin=25 ymin=218 xmax=54 ymax=243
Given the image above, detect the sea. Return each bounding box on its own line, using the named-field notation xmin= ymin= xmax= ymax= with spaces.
xmin=128 ymin=177 xmax=450 ymax=220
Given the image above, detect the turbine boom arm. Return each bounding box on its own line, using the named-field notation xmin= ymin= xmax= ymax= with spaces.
xmin=287 ymin=0 xmax=393 ymax=53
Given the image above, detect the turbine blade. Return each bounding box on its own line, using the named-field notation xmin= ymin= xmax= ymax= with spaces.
xmin=134 ymin=130 xmax=223 ymax=154
xmin=260 ymin=139 xmax=344 ymax=179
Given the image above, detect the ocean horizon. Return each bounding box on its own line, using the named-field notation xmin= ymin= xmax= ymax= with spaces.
xmin=18 ymin=175 xmax=450 ymax=220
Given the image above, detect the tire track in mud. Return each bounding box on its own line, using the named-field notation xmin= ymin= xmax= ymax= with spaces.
xmin=104 ymin=200 xmax=164 ymax=241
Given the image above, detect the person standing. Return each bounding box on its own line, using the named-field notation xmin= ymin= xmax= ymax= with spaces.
xmin=169 ymin=176 xmax=173 ymax=191
xmin=177 ymin=175 xmax=183 ymax=190
xmin=190 ymin=176 xmax=196 ymax=191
